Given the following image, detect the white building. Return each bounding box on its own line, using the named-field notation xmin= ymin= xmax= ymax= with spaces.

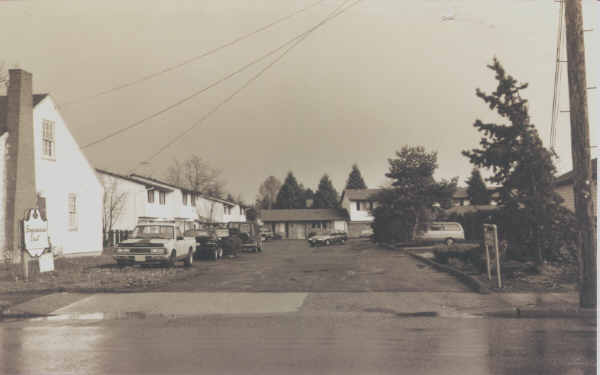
xmin=0 ymin=70 xmax=104 ymax=259
xmin=96 ymin=170 xmax=246 ymax=236
xmin=340 ymin=189 xmax=381 ymax=238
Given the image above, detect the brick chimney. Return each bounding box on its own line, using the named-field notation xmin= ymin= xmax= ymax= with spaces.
xmin=3 ymin=69 xmax=37 ymax=262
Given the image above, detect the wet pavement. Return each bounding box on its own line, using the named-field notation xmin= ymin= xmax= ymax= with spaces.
xmin=0 ymin=240 xmax=596 ymax=374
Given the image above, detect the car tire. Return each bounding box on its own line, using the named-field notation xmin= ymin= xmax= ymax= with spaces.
xmin=184 ymin=249 xmax=194 ymax=267
xmin=445 ymin=238 xmax=455 ymax=246
xmin=325 ymin=240 xmax=330 ymax=246
xmin=212 ymin=248 xmax=219 ymax=261
xmin=218 ymin=247 xmax=224 ymax=259
xmin=167 ymin=251 xmax=177 ymax=268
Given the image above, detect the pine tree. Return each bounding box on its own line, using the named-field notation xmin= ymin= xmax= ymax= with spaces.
xmin=466 ymin=168 xmax=491 ymax=205
xmin=345 ymin=164 xmax=367 ymax=190
xmin=372 ymin=146 xmax=457 ymax=242
xmin=462 ymin=58 xmax=563 ymax=265
xmin=274 ymin=172 xmax=305 ymax=209
xmin=313 ymin=174 xmax=340 ymax=209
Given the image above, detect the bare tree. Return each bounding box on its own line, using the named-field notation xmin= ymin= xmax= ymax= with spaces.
xmin=165 ymin=155 xmax=225 ymax=198
xmin=0 ymin=62 xmax=8 ymax=95
xmin=101 ymin=177 xmax=128 ymax=237
xmin=256 ymin=176 xmax=282 ymax=209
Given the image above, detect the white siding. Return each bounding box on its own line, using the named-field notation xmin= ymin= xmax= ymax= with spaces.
xmin=97 ymin=172 xmax=146 ymax=231
xmin=33 ymin=96 xmax=103 ymax=256
xmin=196 ymin=196 xmax=225 ymax=223
xmin=224 ymin=204 xmax=246 ymax=223
xmin=342 ymin=196 xmax=376 ymax=222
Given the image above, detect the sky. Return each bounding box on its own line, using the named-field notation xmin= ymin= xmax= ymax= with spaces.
xmin=1 ymin=0 xmax=598 ymax=203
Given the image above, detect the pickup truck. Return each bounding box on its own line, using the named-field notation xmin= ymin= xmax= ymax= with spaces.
xmin=114 ymin=223 xmax=196 ymax=267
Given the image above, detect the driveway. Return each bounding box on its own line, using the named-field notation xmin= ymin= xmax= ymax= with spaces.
xmin=158 ymin=239 xmax=471 ymax=292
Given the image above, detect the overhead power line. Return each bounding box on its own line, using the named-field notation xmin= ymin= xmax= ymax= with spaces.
xmin=549 ymin=0 xmax=565 ymax=155
xmin=129 ymin=0 xmax=362 ymax=174
xmin=59 ymin=0 xmax=329 ymax=108
xmin=82 ymin=0 xmax=354 ymax=150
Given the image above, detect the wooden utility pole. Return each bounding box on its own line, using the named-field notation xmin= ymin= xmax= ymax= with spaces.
xmin=564 ymin=0 xmax=596 ymax=308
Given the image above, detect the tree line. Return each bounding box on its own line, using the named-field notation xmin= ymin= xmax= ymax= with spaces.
xmin=256 ymin=163 xmax=368 ymax=210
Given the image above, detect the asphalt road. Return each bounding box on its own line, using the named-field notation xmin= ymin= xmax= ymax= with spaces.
xmin=0 ymin=240 xmax=596 ymax=375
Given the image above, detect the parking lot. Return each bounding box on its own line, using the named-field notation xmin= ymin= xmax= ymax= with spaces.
xmin=159 ymin=238 xmax=470 ymax=293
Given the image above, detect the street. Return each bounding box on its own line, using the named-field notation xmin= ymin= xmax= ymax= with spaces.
xmin=1 ymin=240 xmax=596 ymax=374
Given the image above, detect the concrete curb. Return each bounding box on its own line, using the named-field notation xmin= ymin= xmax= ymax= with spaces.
xmin=407 ymin=251 xmax=491 ymax=294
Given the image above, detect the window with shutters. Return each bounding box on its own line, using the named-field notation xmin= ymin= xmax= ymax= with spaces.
xmin=159 ymin=191 xmax=166 ymax=205
xmin=68 ymin=194 xmax=78 ymax=231
xmin=42 ymin=119 xmax=56 ymax=159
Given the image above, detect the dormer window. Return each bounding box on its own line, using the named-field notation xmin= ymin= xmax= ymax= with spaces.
xmin=42 ymin=119 xmax=55 ymax=159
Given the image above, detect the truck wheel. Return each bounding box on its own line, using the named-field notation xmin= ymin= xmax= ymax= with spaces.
xmin=167 ymin=250 xmax=177 ymax=268
xmin=184 ymin=249 xmax=194 ymax=267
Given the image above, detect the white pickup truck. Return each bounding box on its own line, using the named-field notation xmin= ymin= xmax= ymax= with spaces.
xmin=114 ymin=222 xmax=196 ymax=267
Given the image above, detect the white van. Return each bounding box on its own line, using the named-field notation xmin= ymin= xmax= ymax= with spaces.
xmin=412 ymin=222 xmax=465 ymax=245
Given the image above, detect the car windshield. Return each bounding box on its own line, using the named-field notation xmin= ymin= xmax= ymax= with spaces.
xmin=131 ymin=225 xmax=174 ymax=239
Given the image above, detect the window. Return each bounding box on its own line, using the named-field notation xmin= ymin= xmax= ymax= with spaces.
xmin=159 ymin=191 xmax=166 ymax=205
xmin=430 ymin=224 xmax=444 ymax=231
xmin=147 ymin=190 xmax=155 ymax=203
xmin=42 ymin=119 xmax=55 ymax=159
xmin=191 ymin=194 xmax=196 ymax=206
xmin=356 ymin=201 xmax=360 ymax=211
xmin=369 ymin=201 xmax=373 ymax=210
xmin=68 ymin=194 xmax=77 ymax=230
xmin=182 ymin=192 xmax=188 ymax=205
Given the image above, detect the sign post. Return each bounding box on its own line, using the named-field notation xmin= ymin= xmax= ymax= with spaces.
xmin=22 ymin=208 xmax=52 ymax=279
xmin=483 ymin=224 xmax=501 ymax=288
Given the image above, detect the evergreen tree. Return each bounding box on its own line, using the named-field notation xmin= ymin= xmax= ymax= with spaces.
xmin=303 ymin=187 xmax=315 ymax=208
xmin=274 ymin=172 xmax=305 ymax=209
xmin=466 ymin=168 xmax=491 ymax=205
xmin=345 ymin=164 xmax=367 ymax=190
xmin=372 ymin=146 xmax=457 ymax=242
xmin=313 ymin=174 xmax=340 ymax=209
xmin=462 ymin=58 xmax=563 ymax=265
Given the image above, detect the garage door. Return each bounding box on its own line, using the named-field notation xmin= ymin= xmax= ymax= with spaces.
xmin=289 ymin=223 xmax=306 ymax=239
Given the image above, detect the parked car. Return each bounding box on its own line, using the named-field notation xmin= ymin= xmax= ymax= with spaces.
xmin=114 ymin=221 xmax=196 ymax=267
xmin=308 ymin=230 xmax=347 ymax=247
xmin=227 ymin=221 xmax=263 ymax=252
xmin=332 ymin=230 xmax=348 ymax=243
xmin=184 ymin=223 xmax=228 ymax=261
xmin=359 ymin=227 xmax=374 ymax=238
xmin=412 ymin=221 xmax=465 ymax=245
xmin=260 ymin=227 xmax=274 ymax=241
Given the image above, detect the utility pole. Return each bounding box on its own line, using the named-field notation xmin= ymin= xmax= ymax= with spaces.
xmin=563 ymin=0 xmax=596 ymax=308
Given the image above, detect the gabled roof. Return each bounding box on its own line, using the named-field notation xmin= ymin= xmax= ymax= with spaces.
xmin=340 ymin=189 xmax=382 ymax=202
xmin=260 ymin=209 xmax=348 ymax=222
xmin=96 ymin=168 xmax=149 ymax=186
xmin=0 ymin=93 xmax=49 ymax=134
xmin=555 ymin=158 xmax=597 ymax=187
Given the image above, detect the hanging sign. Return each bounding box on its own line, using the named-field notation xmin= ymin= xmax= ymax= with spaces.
xmin=23 ymin=208 xmax=49 ymax=257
